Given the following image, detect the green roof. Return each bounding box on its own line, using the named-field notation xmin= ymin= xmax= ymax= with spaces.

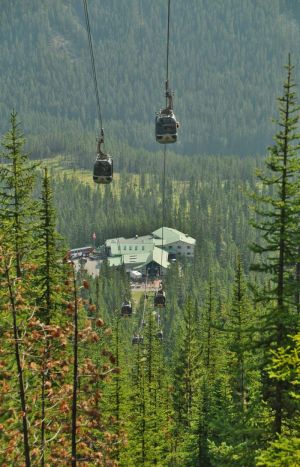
xmin=134 ymin=247 xmax=169 ymax=270
xmin=152 ymin=247 xmax=170 ymax=269
xmin=105 ymin=228 xmax=195 ymax=267
xmin=152 ymin=227 xmax=196 ymax=246
xmin=106 ymin=235 xmax=154 ymax=256
xmin=107 ymin=248 xmax=169 ymax=270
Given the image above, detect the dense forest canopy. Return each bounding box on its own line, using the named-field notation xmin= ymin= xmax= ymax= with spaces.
xmin=1 ymin=0 xmax=300 ymax=158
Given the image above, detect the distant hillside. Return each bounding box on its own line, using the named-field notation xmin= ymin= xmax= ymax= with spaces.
xmin=1 ymin=0 xmax=300 ymax=158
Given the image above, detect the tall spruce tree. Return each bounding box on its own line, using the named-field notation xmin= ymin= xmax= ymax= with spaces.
xmin=227 ymin=257 xmax=252 ymax=423
xmin=0 ymin=111 xmax=38 ymax=276
xmin=0 ymin=112 xmax=39 ymax=465
xmin=34 ymin=168 xmax=65 ymax=324
xmin=0 ymin=246 xmax=32 ymax=465
xmin=125 ymin=340 xmax=147 ymax=465
xmin=250 ymin=54 xmax=300 ymax=435
xmin=172 ymin=299 xmax=199 ymax=436
xmin=256 ymin=333 xmax=300 ymax=465
xmin=208 ymin=257 xmax=263 ymax=467
xmin=33 ymin=168 xmax=66 ymax=464
xmin=171 ymin=298 xmax=203 ymax=465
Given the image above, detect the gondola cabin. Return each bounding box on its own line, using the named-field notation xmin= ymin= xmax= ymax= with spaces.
xmin=156 ymin=330 xmax=163 ymax=340
xmin=93 ymin=157 xmax=113 ymax=184
xmin=155 ymin=111 xmax=178 ymax=144
xmin=132 ymin=335 xmax=143 ymax=345
xmin=121 ymin=301 xmax=132 ymax=317
xmin=154 ymin=289 xmax=166 ymax=308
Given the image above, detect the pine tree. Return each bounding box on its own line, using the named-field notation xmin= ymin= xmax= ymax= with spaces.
xmin=0 ymin=112 xmax=38 ymax=465
xmin=0 ymin=110 xmax=38 ymax=276
xmin=256 ymin=333 xmax=300 ymax=465
xmin=250 ymin=54 xmax=300 ymax=435
xmin=171 ymin=299 xmax=201 ymax=465
xmin=101 ymin=308 xmax=126 ymax=463
xmin=227 ymin=257 xmax=251 ymax=422
xmin=208 ymin=257 xmax=264 ymax=466
xmin=34 ymin=168 xmax=66 ymax=464
xmin=0 ymin=246 xmax=31 ymax=465
xmin=123 ymin=297 xmax=170 ymax=465
xmin=125 ymin=340 xmax=147 ymax=465
xmin=144 ymin=303 xmax=169 ymax=464
xmin=198 ymin=282 xmax=217 ymax=467
xmin=34 ymin=167 xmax=65 ymax=324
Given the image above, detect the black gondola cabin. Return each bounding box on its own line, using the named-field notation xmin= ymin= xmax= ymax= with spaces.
xmin=93 ymin=157 xmax=113 ymax=184
xmin=156 ymin=330 xmax=163 ymax=340
xmin=121 ymin=300 xmax=132 ymax=317
xmin=155 ymin=111 xmax=178 ymax=144
xmin=154 ymin=289 xmax=166 ymax=308
xmin=132 ymin=335 xmax=143 ymax=345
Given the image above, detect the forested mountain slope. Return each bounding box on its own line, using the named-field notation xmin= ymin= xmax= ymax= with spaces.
xmin=1 ymin=0 xmax=300 ymax=158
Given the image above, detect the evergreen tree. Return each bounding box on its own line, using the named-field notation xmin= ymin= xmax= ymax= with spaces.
xmin=123 ymin=298 xmax=170 ymax=465
xmin=198 ymin=283 xmax=217 ymax=467
xmin=171 ymin=299 xmax=202 ymax=465
xmin=0 ymin=111 xmax=38 ymax=276
xmin=34 ymin=168 xmax=67 ymax=464
xmin=0 ymin=112 xmax=38 ymax=465
xmin=0 ymin=245 xmax=31 ymax=465
xmin=125 ymin=340 xmax=147 ymax=465
xmin=256 ymin=333 xmax=300 ymax=466
xmin=34 ymin=167 xmax=65 ymax=324
xmin=250 ymin=55 xmax=300 ymax=435
xmin=208 ymin=257 xmax=263 ymax=466
xmin=227 ymin=257 xmax=252 ymax=425
xmin=144 ymin=304 xmax=169 ymax=464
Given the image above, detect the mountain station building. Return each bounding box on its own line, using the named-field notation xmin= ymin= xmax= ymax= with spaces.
xmin=104 ymin=227 xmax=196 ymax=277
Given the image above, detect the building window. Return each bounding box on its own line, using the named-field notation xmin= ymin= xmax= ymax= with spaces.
xmin=169 ymin=245 xmax=172 ymax=249
xmin=118 ymin=246 xmax=121 ymax=251
xmin=135 ymin=246 xmax=138 ymax=250
xmin=187 ymin=252 xmax=191 ymax=255
xmin=129 ymin=246 xmax=132 ymax=250
xmin=142 ymin=246 xmax=144 ymax=251
xmin=187 ymin=246 xmax=191 ymax=249
xmin=123 ymin=246 xmax=126 ymax=251
xmin=177 ymin=246 xmax=181 ymax=249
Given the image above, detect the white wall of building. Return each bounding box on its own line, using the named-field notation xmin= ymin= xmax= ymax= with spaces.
xmin=165 ymin=241 xmax=195 ymax=258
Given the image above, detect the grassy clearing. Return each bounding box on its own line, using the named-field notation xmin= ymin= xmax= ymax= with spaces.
xmin=38 ymin=155 xmax=189 ymax=213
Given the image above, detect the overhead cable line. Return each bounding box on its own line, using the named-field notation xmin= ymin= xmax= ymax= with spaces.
xmin=83 ymin=0 xmax=103 ymax=132
xmin=161 ymin=146 xmax=167 ymax=271
xmin=160 ymin=0 xmax=172 ymax=275
xmin=165 ymin=0 xmax=171 ymax=100
xmin=83 ymin=0 xmax=113 ymax=183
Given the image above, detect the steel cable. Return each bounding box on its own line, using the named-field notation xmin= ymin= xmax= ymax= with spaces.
xmin=83 ymin=0 xmax=103 ymax=132
xmin=160 ymin=0 xmax=171 ymax=278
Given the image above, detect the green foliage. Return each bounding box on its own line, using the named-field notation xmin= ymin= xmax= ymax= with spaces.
xmin=0 ymin=110 xmax=39 ymax=275
xmin=122 ymin=301 xmax=171 ymax=466
xmin=0 ymin=115 xmax=121 ymax=464
xmin=256 ymin=435 xmax=300 ymax=467
xmin=256 ymin=333 xmax=300 ymax=465
xmin=208 ymin=441 xmax=250 ymax=467
xmin=34 ymin=168 xmax=67 ymax=324
xmin=250 ymin=55 xmax=300 ymax=435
